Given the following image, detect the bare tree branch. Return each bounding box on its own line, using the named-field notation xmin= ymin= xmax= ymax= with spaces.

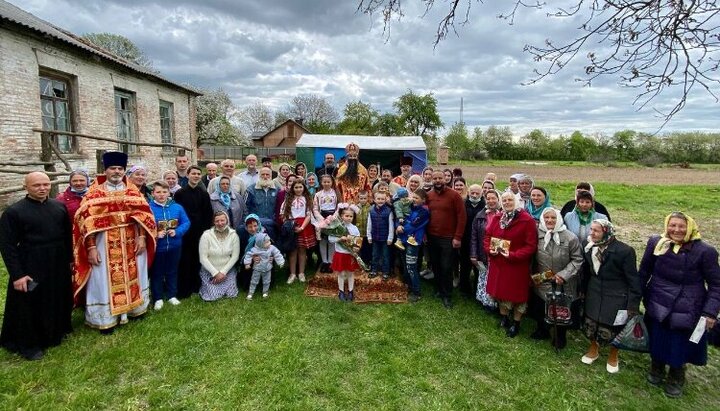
xmin=356 ymin=0 xmax=720 ymax=126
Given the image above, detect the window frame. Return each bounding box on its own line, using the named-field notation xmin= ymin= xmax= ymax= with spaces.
xmin=114 ymin=89 xmax=138 ymax=154
xmin=39 ymin=72 xmax=77 ymax=153
xmin=159 ymin=100 xmax=174 ymax=152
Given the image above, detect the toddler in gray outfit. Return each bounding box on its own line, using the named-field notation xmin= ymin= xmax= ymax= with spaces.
xmin=243 ymin=233 xmax=285 ymax=299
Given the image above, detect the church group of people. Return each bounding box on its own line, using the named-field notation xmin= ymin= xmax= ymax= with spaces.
xmin=1 ymin=144 xmax=719 ymax=400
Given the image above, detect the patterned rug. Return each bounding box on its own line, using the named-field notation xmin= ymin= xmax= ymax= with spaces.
xmin=305 ymin=269 xmax=408 ymax=303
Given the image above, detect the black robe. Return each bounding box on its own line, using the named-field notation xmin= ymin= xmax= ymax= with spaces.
xmin=173 ymin=184 xmax=214 ymax=298
xmin=0 ymin=196 xmax=73 ymax=353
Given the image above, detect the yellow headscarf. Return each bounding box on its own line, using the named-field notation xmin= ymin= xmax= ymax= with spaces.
xmin=653 ymin=212 xmax=701 ymax=256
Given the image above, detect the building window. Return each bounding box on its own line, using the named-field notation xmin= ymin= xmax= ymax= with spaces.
xmin=159 ymin=100 xmax=174 ymax=152
xmin=115 ymin=89 xmax=137 ymax=154
xmin=39 ymin=74 xmax=75 ymax=153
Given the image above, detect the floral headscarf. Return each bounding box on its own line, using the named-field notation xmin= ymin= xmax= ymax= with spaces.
xmin=653 ymin=211 xmax=701 ymax=256
xmin=499 ymin=191 xmax=519 ymax=229
xmin=584 ymin=219 xmax=615 ymax=252
xmin=538 ymin=207 xmax=566 ymax=250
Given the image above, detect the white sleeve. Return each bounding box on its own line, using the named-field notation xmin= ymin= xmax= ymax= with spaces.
xmin=386 ymin=213 xmax=394 ymax=242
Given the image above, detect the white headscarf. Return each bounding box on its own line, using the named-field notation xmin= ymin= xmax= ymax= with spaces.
xmin=538 ymin=207 xmax=566 ymax=250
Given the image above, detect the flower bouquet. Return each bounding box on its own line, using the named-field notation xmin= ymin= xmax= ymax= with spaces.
xmin=312 ymin=213 xmax=369 ymax=272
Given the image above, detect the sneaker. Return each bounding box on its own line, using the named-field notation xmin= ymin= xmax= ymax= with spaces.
xmin=153 ymin=300 xmax=164 ymax=311
xmin=298 ymin=273 xmax=306 ymax=282
xmin=287 ymin=274 xmax=297 ymax=284
xmin=262 ymin=293 xmax=269 ymax=299
xmin=408 ymin=294 xmax=420 ymax=303
xmin=421 ymin=270 xmax=434 ymax=280
xmin=119 ymin=313 xmax=129 ymax=325
xmin=368 ymin=271 xmax=377 ymax=279
xmin=347 ymin=290 xmax=354 ymax=301
xmin=407 ymin=235 xmax=418 ymax=246
xmin=338 ymin=290 xmax=346 ymax=301
xmin=20 ymin=348 xmax=44 ymax=361
xmin=246 ymin=294 xmax=253 ymax=300
xmin=382 ymin=272 xmax=389 ymax=281
xmin=168 ymin=297 xmax=181 ymax=306
xmin=394 ymin=239 xmax=405 ymax=250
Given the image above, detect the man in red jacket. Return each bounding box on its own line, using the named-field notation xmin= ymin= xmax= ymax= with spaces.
xmin=427 ymin=170 xmax=467 ymax=308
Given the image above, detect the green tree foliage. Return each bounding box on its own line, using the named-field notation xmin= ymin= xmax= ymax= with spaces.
xmin=612 ymin=130 xmax=638 ymax=161
xmin=336 ymin=101 xmax=380 ymax=135
xmin=82 ymin=33 xmax=154 ymax=70
xmin=393 ymin=90 xmax=444 ymax=137
xmin=566 ymin=130 xmax=597 ymax=160
xmin=195 ymin=88 xmax=245 ymax=146
xmin=481 ymin=125 xmax=515 ymax=160
xmin=374 ymin=113 xmax=404 ymax=136
xmin=443 ymin=122 xmax=470 ymax=158
xmin=237 ymin=102 xmax=274 ymax=136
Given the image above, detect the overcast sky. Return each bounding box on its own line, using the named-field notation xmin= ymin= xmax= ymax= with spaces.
xmin=12 ymin=0 xmax=719 ymax=136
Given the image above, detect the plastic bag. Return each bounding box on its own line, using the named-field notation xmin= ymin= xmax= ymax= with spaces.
xmin=544 ymin=283 xmax=573 ymax=326
xmin=611 ymin=315 xmax=650 ymax=353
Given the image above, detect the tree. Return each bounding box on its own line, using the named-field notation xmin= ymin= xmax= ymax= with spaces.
xmin=393 ymin=90 xmax=444 ymax=137
xmin=237 ymin=102 xmax=275 ymax=136
xmin=336 ymin=100 xmax=380 ymax=135
xmin=285 ymin=94 xmax=340 ymax=133
xmin=612 ymin=130 xmax=638 ymax=161
xmin=482 ymin=125 xmax=514 ymax=160
xmin=374 ymin=113 xmax=404 ymax=136
xmin=566 ymin=130 xmax=597 ymax=161
xmin=357 ymin=1 xmax=720 ymax=124
xmin=195 ymin=88 xmax=245 ymax=146
xmin=82 ymin=33 xmax=154 ymax=70
xmin=443 ymin=122 xmax=470 ymax=158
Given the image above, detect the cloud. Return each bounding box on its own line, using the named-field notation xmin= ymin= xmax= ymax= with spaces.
xmin=11 ymin=0 xmax=718 ymax=135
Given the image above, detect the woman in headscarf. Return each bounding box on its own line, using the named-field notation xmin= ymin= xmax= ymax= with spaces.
xmin=471 ymin=189 xmax=502 ymax=311
xmin=506 ymin=173 xmax=522 ymax=195
xmin=529 ymin=208 xmax=583 ymax=349
xmin=405 ymin=174 xmax=423 ymax=194
xmin=294 ymin=162 xmax=307 ymax=179
xmin=163 ymin=170 xmax=181 ymax=197
xmin=515 ymin=174 xmax=533 ymax=209
xmin=127 ymin=165 xmax=151 ymax=201
xmin=484 ymin=191 xmax=538 ymax=337
xmin=421 ymin=166 xmax=434 ymax=191
xmin=209 ymin=176 xmax=245 ymax=230
xmin=564 ymin=190 xmax=608 ymax=246
xmin=273 ymin=163 xmax=292 ymax=190
xmin=56 ymin=169 xmax=90 ymax=218
xmin=560 ymin=182 xmax=611 ymax=221
xmin=639 ymin=212 xmax=720 ymax=398
xmin=526 ymin=186 xmax=552 ymax=222
xmin=580 ymin=219 xmax=641 ymax=374
xmin=198 ymin=211 xmax=241 ymax=301
xmin=305 ymin=172 xmax=319 ymax=197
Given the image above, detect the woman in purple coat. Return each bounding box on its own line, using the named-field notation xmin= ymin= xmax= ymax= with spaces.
xmin=640 ymin=212 xmax=720 ymax=398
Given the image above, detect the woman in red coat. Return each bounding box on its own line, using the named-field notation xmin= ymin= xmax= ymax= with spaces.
xmin=56 ymin=169 xmax=89 ymax=218
xmin=485 ymin=191 xmax=538 ymax=337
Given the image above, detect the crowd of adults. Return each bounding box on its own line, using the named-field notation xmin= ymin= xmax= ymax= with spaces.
xmin=1 ymin=146 xmax=718 ymax=400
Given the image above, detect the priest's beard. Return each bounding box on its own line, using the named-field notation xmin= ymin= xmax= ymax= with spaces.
xmin=341 ymin=159 xmax=359 ymax=186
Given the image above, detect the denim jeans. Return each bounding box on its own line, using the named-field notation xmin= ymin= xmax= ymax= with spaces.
xmin=150 ymin=247 xmax=182 ymax=301
xmin=371 ymin=241 xmax=390 ymax=273
xmin=403 ymin=244 xmax=420 ymax=295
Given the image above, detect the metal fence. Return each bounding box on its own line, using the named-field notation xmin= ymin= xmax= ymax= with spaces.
xmin=199 ymin=146 xmax=297 ymax=161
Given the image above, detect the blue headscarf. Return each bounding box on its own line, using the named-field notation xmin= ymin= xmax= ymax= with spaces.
xmin=526 ymin=186 xmax=551 ymax=221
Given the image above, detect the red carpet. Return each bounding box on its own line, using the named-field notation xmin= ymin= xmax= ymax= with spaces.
xmin=305 ymin=269 xmax=408 ymax=303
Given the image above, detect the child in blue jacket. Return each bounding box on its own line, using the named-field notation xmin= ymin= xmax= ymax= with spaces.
xmin=396 ymin=189 xmax=430 ymax=302
xmin=149 ymin=181 xmax=190 ymax=310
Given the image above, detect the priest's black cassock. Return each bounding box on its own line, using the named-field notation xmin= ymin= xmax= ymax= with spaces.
xmin=173 ymin=184 xmax=214 ymax=298
xmin=0 ymin=196 xmax=73 ymax=355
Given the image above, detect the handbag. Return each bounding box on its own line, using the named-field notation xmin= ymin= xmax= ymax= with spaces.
xmin=611 ymin=315 xmax=650 ymax=353
xmin=276 ymin=219 xmax=297 ymax=254
xmin=544 ymin=282 xmax=573 ymax=326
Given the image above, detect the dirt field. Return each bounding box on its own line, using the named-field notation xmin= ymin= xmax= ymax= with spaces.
xmin=443 ymin=162 xmax=719 ymax=185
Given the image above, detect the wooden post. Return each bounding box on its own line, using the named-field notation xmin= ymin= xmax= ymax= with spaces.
xmin=40 ymin=132 xmax=59 ymax=197
xmin=96 ymin=149 xmax=106 ymax=174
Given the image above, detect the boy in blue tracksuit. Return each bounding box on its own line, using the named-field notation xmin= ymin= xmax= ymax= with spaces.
xmin=397 ymin=189 xmax=430 ymax=302
xmin=367 ymin=190 xmax=394 ymax=280
xmin=149 ymin=181 xmax=190 ymax=310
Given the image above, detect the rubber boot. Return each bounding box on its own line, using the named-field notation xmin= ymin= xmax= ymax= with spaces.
xmin=664 ymin=366 xmax=685 ymax=398
xmin=647 ymin=360 xmax=666 ymax=386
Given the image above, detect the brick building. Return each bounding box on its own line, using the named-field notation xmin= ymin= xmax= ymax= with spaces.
xmin=0 ymin=1 xmax=200 ymax=207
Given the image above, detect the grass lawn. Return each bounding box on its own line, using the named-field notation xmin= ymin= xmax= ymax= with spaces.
xmin=1 ymin=181 xmax=719 ymax=409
